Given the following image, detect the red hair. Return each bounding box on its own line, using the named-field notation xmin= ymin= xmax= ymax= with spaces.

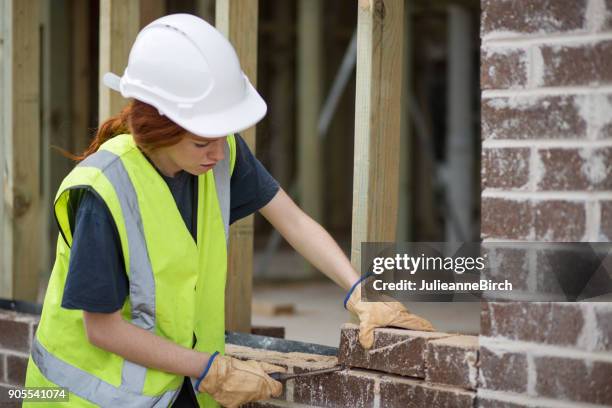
xmin=66 ymin=100 xmax=186 ymax=162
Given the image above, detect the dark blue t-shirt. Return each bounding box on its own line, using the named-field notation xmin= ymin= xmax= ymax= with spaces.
xmin=61 ymin=134 xmax=279 ymax=313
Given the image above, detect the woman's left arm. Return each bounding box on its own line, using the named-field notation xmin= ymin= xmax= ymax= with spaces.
xmin=259 ymin=188 xmax=359 ymax=291
xmin=260 ymin=188 xmax=435 ymax=350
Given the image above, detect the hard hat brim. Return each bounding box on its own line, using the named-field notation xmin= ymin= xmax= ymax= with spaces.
xmin=103 ymin=72 xmax=267 ymax=139
xmin=170 ymin=79 xmax=268 ymax=139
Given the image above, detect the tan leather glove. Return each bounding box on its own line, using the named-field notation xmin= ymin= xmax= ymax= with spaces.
xmin=346 ymin=283 xmax=435 ymax=349
xmin=197 ymin=353 xmax=285 ymax=408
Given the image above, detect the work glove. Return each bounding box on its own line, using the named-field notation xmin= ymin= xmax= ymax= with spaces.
xmin=196 ymin=352 xmax=285 ymax=408
xmin=345 ymin=279 xmax=435 ymax=349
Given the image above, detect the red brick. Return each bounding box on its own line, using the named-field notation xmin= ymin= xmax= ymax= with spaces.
xmin=425 ymin=335 xmax=478 ymax=390
xmin=379 ymin=376 xmax=475 ymax=408
xmin=606 ymin=0 xmax=612 ymax=30
xmin=293 ymin=368 xmax=378 ymax=408
xmin=481 ymin=48 xmax=527 ymax=90
xmin=482 ymin=148 xmax=530 ymax=189
xmin=481 ymin=0 xmax=587 ymax=36
xmin=5 ymin=355 xmax=27 ymax=386
xmin=481 ymin=303 xmax=585 ymax=347
xmin=481 ymin=198 xmax=533 ymax=240
xmin=600 ymin=201 xmax=612 ymax=240
xmin=536 ymin=356 xmax=612 ymax=404
xmin=537 ymin=148 xmax=612 ymax=191
xmin=479 ymin=346 xmax=528 ymax=393
xmin=541 ymin=41 xmax=612 ymax=87
xmin=0 ymin=312 xmax=33 ymax=354
xmin=482 ymin=96 xmax=587 ymax=140
xmin=338 ymin=324 xmax=449 ymax=378
xmin=482 ymin=246 xmax=530 ymax=291
xmin=534 ymin=200 xmax=586 ymax=241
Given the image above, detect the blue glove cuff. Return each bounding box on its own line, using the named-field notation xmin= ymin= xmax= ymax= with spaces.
xmin=343 ymin=272 xmax=373 ymax=309
xmin=195 ymin=351 xmax=220 ymax=391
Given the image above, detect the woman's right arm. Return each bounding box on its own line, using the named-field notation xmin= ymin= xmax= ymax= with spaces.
xmin=83 ymin=310 xmax=210 ymax=378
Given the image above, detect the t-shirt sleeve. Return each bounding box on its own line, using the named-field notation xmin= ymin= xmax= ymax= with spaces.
xmin=61 ymin=190 xmax=129 ymax=313
xmin=230 ymin=134 xmax=280 ymax=224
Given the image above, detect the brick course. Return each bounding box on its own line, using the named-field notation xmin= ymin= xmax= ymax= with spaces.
xmin=425 ymin=335 xmax=478 ymax=390
xmin=379 ymin=376 xmax=475 ymax=408
xmin=535 ymin=356 xmax=612 ymax=404
xmin=0 ymin=311 xmax=38 ymax=391
xmin=0 ymin=312 xmax=35 ymax=354
xmin=481 ymin=48 xmax=528 ymax=90
xmin=540 ymin=41 xmax=612 ymax=87
xmin=482 ymin=148 xmax=530 ymax=189
xmin=481 ymin=198 xmax=532 ymax=239
xmin=227 ymin=325 xmax=479 ymax=407
xmin=481 ymin=0 xmax=588 ymax=36
xmin=481 ymin=96 xmax=588 ymax=140
xmin=338 ymin=324 xmax=449 ymax=378
xmin=479 ymin=346 xmax=528 ymax=394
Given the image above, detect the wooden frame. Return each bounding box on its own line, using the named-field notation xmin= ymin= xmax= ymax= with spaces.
xmin=216 ymin=0 xmax=259 ymax=332
xmin=351 ymin=0 xmax=404 ymax=270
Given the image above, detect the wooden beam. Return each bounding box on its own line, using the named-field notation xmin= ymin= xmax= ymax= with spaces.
xmin=41 ymin=0 xmax=74 ymax=289
xmin=398 ymin=0 xmax=413 ymax=242
xmin=297 ymin=0 xmax=323 ymax=278
xmin=140 ymin=0 xmax=166 ymax=28
xmin=0 ymin=0 xmax=42 ymax=301
xmin=269 ymin=0 xmax=293 ymax=189
xmin=99 ymin=0 xmax=140 ymax=122
xmin=196 ymin=0 xmax=215 ymax=25
xmin=216 ymin=0 xmax=258 ymax=333
xmin=351 ymin=0 xmax=404 ymax=271
xmin=297 ymin=0 xmax=323 ymax=224
xmin=71 ymin=0 xmax=93 ymax=154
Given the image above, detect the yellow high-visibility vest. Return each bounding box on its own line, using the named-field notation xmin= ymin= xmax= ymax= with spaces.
xmin=25 ymin=134 xmax=236 ymax=407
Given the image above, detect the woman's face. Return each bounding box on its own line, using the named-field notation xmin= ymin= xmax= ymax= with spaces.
xmin=166 ymin=134 xmax=227 ymax=176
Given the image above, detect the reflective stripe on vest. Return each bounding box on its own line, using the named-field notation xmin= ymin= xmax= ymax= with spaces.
xmin=31 ymin=141 xmax=232 ymax=406
xmin=31 ymin=338 xmax=177 ymax=407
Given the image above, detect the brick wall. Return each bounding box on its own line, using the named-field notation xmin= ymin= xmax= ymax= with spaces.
xmin=480 ymin=0 xmax=612 ymax=406
xmin=238 ymin=323 xmax=478 ymax=408
xmin=0 ymin=311 xmax=39 ymax=407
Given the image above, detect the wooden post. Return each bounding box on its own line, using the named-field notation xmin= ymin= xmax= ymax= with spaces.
xmin=297 ymin=0 xmax=323 ymax=224
xmin=216 ymin=0 xmax=258 ymax=333
xmin=297 ymin=0 xmax=323 ymax=277
xmin=196 ymin=0 xmax=216 ymax=24
xmin=41 ymin=0 xmax=74 ymax=287
xmin=140 ymin=0 xmax=166 ymax=28
xmin=0 ymin=0 xmax=42 ymax=301
xmin=270 ymin=0 xmax=293 ymax=189
xmin=99 ymin=0 xmax=140 ymax=122
xmin=397 ymin=1 xmax=413 ymax=242
xmin=351 ymin=0 xmax=404 ymax=271
xmin=71 ymin=0 xmax=93 ymax=154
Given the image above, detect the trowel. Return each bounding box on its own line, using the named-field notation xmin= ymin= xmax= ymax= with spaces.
xmin=269 ymin=365 xmax=344 ymax=382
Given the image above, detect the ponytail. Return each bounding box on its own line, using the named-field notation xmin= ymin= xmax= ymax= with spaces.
xmin=60 ymin=99 xmax=186 ymax=162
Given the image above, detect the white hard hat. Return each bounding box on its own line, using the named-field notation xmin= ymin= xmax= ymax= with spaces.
xmin=103 ymin=13 xmax=267 ymax=138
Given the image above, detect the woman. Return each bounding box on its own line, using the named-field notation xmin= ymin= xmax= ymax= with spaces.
xmin=24 ymin=14 xmax=433 ymax=408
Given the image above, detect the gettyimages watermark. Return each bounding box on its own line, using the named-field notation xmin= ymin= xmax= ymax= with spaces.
xmin=359 ymin=242 xmax=612 ymax=303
